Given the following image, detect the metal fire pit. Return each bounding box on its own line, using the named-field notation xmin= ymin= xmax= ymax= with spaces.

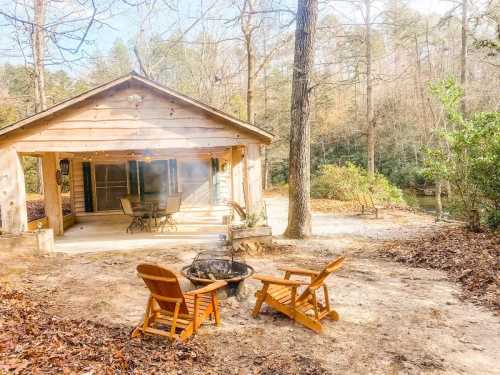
xmin=181 ymin=250 xmax=254 ymax=297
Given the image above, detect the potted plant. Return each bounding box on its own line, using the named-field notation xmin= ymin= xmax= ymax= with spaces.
xmin=228 ymin=206 xmax=272 ymax=249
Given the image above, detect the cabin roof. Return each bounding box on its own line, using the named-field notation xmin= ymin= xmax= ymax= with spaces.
xmin=0 ymin=72 xmax=273 ymax=143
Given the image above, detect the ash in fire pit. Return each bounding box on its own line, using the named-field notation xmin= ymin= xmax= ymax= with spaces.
xmin=181 ymin=250 xmax=254 ymax=297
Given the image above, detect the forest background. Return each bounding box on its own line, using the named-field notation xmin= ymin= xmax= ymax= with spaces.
xmin=0 ymin=0 xmax=498 ymax=218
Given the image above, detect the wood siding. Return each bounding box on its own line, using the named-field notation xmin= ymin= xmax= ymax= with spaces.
xmin=1 ymin=83 xmax=262 ymax=152
xmin=71 ymin=159 xmax=86 ymax=215
xmin=70 ymin=152 xmax=232 ymax=214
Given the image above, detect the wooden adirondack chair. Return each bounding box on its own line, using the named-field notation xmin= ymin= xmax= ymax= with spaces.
xmin=132 ymin=264 xmax=227 ymax=341
xmin=252 ymin=257 xmax=345 ymax=333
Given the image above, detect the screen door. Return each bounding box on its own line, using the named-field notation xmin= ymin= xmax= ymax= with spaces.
xmin=94 ymin=163 xmax=128 ymax=211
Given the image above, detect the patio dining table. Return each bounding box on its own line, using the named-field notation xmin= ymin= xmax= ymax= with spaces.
xmin=125 ymin=194 xmax=176 ymax=231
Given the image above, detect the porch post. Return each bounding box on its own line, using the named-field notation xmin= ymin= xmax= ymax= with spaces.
xmin=0 ymin=147 xmax=28 ymax=233
xmin=231 ymin=146 xmax=245 ymax=207
xmin=42 ymin=152 xmax=63 ymax=236
xmin=243 ymin=143 xmax=263 ymax=213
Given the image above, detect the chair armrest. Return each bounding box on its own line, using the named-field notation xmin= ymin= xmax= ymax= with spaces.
xmin=253 ymin=274 xmax=306 ymax=286
xmin=185 ymin=280 xmax=227 ymax=295
xmin=277 ymin=266 xmax=320 ymax=277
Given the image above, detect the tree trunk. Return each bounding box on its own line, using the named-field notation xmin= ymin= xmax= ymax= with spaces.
xmin=262 ymin=44 xmax=269 ymax=191
xmin=33 ymin=0 xmax=47 ymax=112
xmin=469 ymin=209 xmax=480 ymax=232
xmin=246 ymin=35 xmax=256 ymax=124
xmin=435 ymin=179 xmax=443 ymax=221
xmin=365 ymin=0 xmax=375 ymax=178
xmin=263 ymin=148 xmax=269 ymax=190
xmin=414 ymin=34 xmax=429 ymax=129
xmin=284 ymin=0 xmax=318 ymax=239
xmin=445 ymin=180 xmax=452 ymax=198
xmin=460 ymin=0 xmax=468 ymax=115
xmin=240 ymin=0 xmax=256 ymax=125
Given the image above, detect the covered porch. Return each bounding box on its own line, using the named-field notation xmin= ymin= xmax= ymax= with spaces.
xmin=0 ymin=73 xmax=271 ymax=243
xmin=54 ymin=213 xmax=227 ymax=254
xmin=4 ymin=144 xmax=262 ymax=238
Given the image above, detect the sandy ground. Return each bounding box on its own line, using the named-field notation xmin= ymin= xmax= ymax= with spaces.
xmin=1 ymin=196 xmax=499 ymax=374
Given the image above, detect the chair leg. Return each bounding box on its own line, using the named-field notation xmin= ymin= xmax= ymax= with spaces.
xmin=132 ymin=296 xmax=153 ymax=338
xmin=127 ymin=217 xmax=136 ymax=234
xmin=169 ymin=302 xmax=181 ymax=339
xmin=168 ymin=216 xmax=178 ymax=231
xmin=131 ymin=326 xmax=142 ymax=338
xmin=211 ymin=292 xmax=221 ymax=326
xmin=328 ymin=309 xmax=340 ymax=321
xmin=137 ymin=217 xmax=144 ymax=232
xmin=252 ymin=286 xmax=268 ymax=318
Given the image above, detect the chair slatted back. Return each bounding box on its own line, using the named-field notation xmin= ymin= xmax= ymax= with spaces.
xmin=120 ymin=198 xmax=134 ymax=216
xmin=136 ymin=264 xmax=189 ymax=315
xmin=126 ymin=194 xmax=141 ymax=204
xmin=228 ymin=201 xmax=247 ymax=220
xmin=166 ymin=194 xmax=182 ymax=214
xmin=297 ymin=257 xmax=345 ymax=302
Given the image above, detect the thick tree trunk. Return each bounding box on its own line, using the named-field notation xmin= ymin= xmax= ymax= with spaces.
xmin=460 ymin=0 xmax=468 ymax=115
xmin=284 ymin=0 xmax=318 ymax=239
xmin=365 ymin=0 xmax=375 ymax=178
xmin=33 ymin=0 xmax=46 ymax=112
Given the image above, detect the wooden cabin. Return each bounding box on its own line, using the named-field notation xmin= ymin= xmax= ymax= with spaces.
xmin=0 ymin=73 xmax=272 ymax=235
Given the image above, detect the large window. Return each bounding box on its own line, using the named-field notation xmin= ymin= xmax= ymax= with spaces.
xmin=128 ymin=160 xmax=178 ymax=200
xmin=142 ymin=161 xmax=169 ymax=194
xmin=82 ymin=159 xmax=179 ymax=212
xmin=94 ymin=163 xmax=128 ymax=211
xmin=179 ymin=160 xmax=210 ymax=206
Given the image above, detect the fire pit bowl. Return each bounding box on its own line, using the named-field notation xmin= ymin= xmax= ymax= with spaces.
xmin=181 ymin=251 xmax=254 ymax=297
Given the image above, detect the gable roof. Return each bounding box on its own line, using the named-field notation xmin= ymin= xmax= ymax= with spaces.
xmin=0 ymin=72 xmax=273 ymax=144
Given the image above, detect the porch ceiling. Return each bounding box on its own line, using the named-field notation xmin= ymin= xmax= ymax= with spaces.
xmin=55 ymin=147 xmax=234 ymax=161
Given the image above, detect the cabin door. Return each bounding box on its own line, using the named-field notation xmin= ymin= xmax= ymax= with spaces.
xmin=94 ymin=163 xmax=128 ymax=211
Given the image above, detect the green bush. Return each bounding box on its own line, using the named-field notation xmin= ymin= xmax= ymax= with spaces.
xmin=22 ymin=156 xmax=41 ymax=194
xmin=311 ymin=163 xmax=404 ymax=206
xmin=424 ymin=78 xmax=500 ymax=230
xmin=485 ymin=209 xmax=500 ymax=231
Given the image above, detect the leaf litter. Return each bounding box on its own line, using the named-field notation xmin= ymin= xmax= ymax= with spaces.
xmin=0 ymin=287 xmax=329 ymax=374
xmin=380 ymin=227 xmax=499 ymax=312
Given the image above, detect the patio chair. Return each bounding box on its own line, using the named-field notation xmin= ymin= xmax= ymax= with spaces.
xmin=227 ymin=200 xmax=247 ymax=221
xmin=132 ymin=263 xmax=227 ymax=341
xmin=227 ymin=200 xmax=269 ymax=225
xmin=120 ymin=197 xmax=152 ymax=233
xmin=156 ymin=193 xmax=182 ymax=231
xmin=251 ymin=256 xmax=345 ymax=333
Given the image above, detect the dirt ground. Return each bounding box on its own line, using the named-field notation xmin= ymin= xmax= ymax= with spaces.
xmin=1 ymin=199 xmax=499 ymax=374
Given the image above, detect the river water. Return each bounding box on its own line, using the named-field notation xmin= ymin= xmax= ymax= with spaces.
xmin=404 ymin=191 xmax=450 ymax=217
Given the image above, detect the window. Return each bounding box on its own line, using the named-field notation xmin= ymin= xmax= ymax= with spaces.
xmin=94 ymin=163 xmax=128 ymax=211
xmin=142 ymin=161 xmax=168 ymax=194
xmin=130 ymin=160 xmax=178 ymax=199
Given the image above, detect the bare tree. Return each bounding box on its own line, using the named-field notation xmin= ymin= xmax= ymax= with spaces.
xmin=0 ymin=0 xmax=107 ymax=110
xmin=133 ymin=0 xmax=219 ymax=81
xmin=240 ymin=0 xmax=258 ymax=124
xmin=364 ymin=0 xmax=375 ymax=178
xmin=236 ymin=0 xmax=294 ymax=124
xmin=33 ymin=0 xmax=46 ymax=112
xmin=285 ymin=0 xmax=319 ymax=239
xmin=460 ymin=0 xmax=468 ymax=115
